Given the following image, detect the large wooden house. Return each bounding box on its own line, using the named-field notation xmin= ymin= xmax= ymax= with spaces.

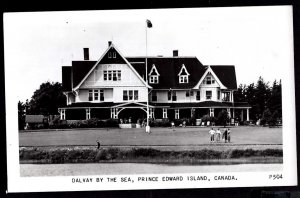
xmin=60 ymin=41 xmax=250 ymax=123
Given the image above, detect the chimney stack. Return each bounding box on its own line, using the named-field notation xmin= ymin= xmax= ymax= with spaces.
xmin=83 ymin=48 xmax=89 ymax=60
xmin=173 ymin=50 xmax=178 ymax=57
xmin=108 ymin=41 xmax=112 ymax=47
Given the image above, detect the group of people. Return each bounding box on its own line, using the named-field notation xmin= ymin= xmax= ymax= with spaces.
xmin=209 ymin=128 xmax=231 ymax=143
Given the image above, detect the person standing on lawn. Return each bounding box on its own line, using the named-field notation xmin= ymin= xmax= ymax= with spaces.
xmin=96 ymin=140 xmax=101 ymax=149
xmin=223 ymin=129 xmax=228 ymax=143
xmin=216 ymin=128 xmax=221 ymax=142
xmin=227 ymin=128 xmax=231 ymax=143
xmin=209 ymin=128 xmax=215 ymax=143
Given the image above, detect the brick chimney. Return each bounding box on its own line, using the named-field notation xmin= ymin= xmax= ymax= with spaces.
xmin=83 ymin=48 xmax=89 ymax=60
xmin=173 ymin=50 xmax=178 ymax=57
xmin=108 ymin=41 xmax=112 ymax=47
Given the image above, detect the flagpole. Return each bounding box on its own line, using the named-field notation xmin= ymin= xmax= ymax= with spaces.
xmin=145 ymin=20 xmax=150 ymax=133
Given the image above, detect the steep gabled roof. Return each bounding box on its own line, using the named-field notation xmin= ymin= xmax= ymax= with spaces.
xmin=126 ymin=57 xmax=206 ymax=89
xmin=73 ymin=44 xmax=150 ymax=90
xmin=210 ymin=65 xmax=237 ymax=89
xmin=72 ymin=61 xmax=97 ymax=88
xmin=62 ymin=66 xmax=72 ymax=91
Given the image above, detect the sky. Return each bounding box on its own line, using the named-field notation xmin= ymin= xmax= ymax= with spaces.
xmin=4 ymin=6 xmax=294 ymax=102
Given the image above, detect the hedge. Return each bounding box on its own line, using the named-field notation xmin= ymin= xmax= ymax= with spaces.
xmin=20 ymin=147 xmax=283 ymax=164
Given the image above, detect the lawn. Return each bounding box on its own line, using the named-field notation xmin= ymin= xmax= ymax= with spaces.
xmin=19 ymin=126 xmax=282 ymax=147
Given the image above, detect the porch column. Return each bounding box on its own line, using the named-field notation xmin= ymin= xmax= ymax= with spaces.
xmin=60 ymin=109 xmax=66 ymax=120
xmin=209 ymin=108 xmax=214 ymax=117
xmin=114 ymin=108 xmax=118 ymax=119
xmin=110 ymin=108 xmax=114 ymax=119
xmin=86 ymin=108 xmax=91 ymax=120
xmin=175 ymin=109 xmax=180 ymax=119
xmin=163 ymin=108 xmax=168 ymax=118
xmin=149 ymin=108 xmax=155 ymax=119
xmin=227 ymin=108 xmax=231 ymax=118
xmin=241 ymin=109 xmax=244 ymax=121
xmin=246 ymin=108 xmax=250 ymax=121
xmin=232 ymin=109 xmax=235 ymax=119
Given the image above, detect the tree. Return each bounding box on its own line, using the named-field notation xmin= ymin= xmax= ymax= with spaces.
xmin=268 ymin=80 xmax=282 ymax=117
xmin=27 ymin=81 xmax=66 ymax=116
xmin=217 ymin=109 xmax=229 ymax=127
xmin=234 ymin=84 xmax=246 ymax=102
xmin=18 ymin=101 xmax=26 ymax=130
xmin=261 ymin=108 xmax=272 ymax=126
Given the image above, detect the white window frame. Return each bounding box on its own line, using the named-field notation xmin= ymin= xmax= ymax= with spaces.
xmin=123 ymin=90 xmax=139 ymax=101
xmin=179 ymin=75 xmax=189 ymax=83
xmin=88 ymin=89 xmax=104 ymax=102
xmin=149 ymin=75 xmax=159 ymax=84
xmin=108 ymin=52 xmax=112 ymax=58
xmin=206 ymin=90 xmax=212 ymax=100
xmin=113 ymin=52 xmax=116 ymax=58
xmin=104 ymin=70 xmax=121 ymax=81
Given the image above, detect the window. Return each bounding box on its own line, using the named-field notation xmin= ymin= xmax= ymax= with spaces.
xmin=89 ymin=89 xmax=104 ymax=101
xmin=134 ymin=90 xmax=138 ymax=100
xmin=222 ymin=92 xmax=230 ymax=101
xmin=149 ymin=76 xmax=159 ymax=84
xmin=196 ymin=91 xmax=200 ymax=100
xmin=113 ymin=52 xmax=116 ymax=58
xmin=149 ymin=64 xmax=160 ymax=84
xmin=186 ymin=91 xmax=190 ymax=97
xmin=206 ymin=91 xmax=212 ymax=100
xmin=123 ymin=90 xmax=128 ymax=101
xmin=108 ymin=71 xmax=112 ymax=80
xmin=94 ymin=90 xmax=99 ymax=101
xmin=113 ymin=71 xmax=117 ymax=81
xmin=103 ymin=71 xmax=107 ymax=81
xmin=168 ymin=91 xmax=172 ymax=101
xmin=117 ymin=70 xmax=121 ymax=81
xmin=152 ymin=91 xmax=157 ymax=101
xmin=179 ymin=76 xmax=188 ymax=83
xmin=178 ymin=64 xmax=190 ymax=84
xmin=206 ymin=76 xmax=212 ymax=84
xmin=104 ymin=70 xmax=121 ymax=81
xmin=100 ymin=90 xmax=104 ymax=101
xmin=129 ymin=90 xmax=133 ymax=100
xmin=108 ymin=52 xmax=112 ymax=58
xmin=88 ymin=90 xmax=93 ymax=101
xmin=203 ymin=75 xmax=215 ymax=85
xmin=172 ymin=91 xmax=177 ymax=101
xmin=123 ymin=90 xmax=138 ymax=101
xmin=217 ymin=90 xmax=221 ymax=100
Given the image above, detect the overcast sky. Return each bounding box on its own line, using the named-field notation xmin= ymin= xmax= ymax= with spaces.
xmin=4 ymin=6 xmax=293 ymax=102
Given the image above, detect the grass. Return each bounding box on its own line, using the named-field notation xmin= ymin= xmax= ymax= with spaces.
xmin=19 ymin=126 xmax=282 ymax=147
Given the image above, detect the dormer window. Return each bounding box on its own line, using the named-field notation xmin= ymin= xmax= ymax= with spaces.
xmin=148 ymin=64 xmax=160 ymax=84
xmin=178 ymin=64 xmax=190 ymax=84
xmin=179 ymin=76 xmax=188 ymax=83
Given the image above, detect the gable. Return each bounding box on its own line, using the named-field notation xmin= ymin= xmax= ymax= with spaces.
xmin=99 ymin=47 xmax=127 ymax=64
xmin=200 ymin=72 xmax=220 ymax=87
xmin=74 ymin=44 xmax=150 ymax=90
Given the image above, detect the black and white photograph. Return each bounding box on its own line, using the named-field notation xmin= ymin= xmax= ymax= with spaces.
xmin=4 ymin=6 xmax=297 ymax=192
